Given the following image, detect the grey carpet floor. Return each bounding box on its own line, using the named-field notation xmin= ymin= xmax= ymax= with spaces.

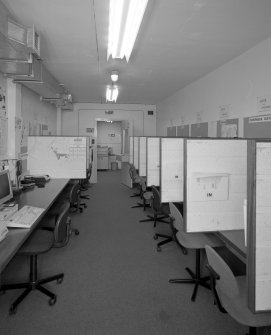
xmin=0 ymin=170 xmax=246 ymax=335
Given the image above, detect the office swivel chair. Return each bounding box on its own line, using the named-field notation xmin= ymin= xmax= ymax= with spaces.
xmin=154 ymin=202 xmax=187 ymax=253
xmin=0 ymin=203 xmax=71 ymax=314
xmin=168 ymin=203 xmax=223 ymax=302
xmin=69 ymin=182 xmax=86 ymax=213
xmin=205 ymin=245 xmax=271 ymax=335
xmin=131 ymin=178 xmax=153 ymax=210
xmin=80 ymin=164 xmax=92 ymax=200
xmin=140 ymin=186 xmax=170 ymax=226
xmin=42 ymin=201 xmax=79 ymax=237
xmin=129 ymin=164 xmax=142 ymax=197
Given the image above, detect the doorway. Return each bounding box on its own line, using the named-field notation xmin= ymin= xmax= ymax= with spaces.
xmin=95 ymin=119 xmax=133 ymax=182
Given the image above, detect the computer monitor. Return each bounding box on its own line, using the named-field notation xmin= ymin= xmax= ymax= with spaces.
xmin=0 ymin=170 xmax=13 ymax=205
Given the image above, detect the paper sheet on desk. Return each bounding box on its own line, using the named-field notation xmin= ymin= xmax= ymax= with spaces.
xmin=0 ymin=221 xmax=8 ymax=242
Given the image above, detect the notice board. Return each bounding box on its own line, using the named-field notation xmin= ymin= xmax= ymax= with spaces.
xmin=167 ymin=126 xmax=176 ymax=137
xmin=244 ymin=115 xmax=271 ymax=138
xmin=190 ymin=122 xmax=208 ymax=137
xmin=27 ymin=136 xmax=87 ymax=179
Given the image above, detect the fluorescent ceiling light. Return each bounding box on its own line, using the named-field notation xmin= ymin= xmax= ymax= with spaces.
xmin=107 ymin=0 xmax=149 ymax=62
xmin=106 ymin=86 xmax=119 ymax=102
xmin=111 ymin=70 xmax=119 ymax=82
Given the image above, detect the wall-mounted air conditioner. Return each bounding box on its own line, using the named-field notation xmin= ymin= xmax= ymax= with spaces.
xmin=7 ymin=19 xmax=41 ymax=58
xmin=27 ymin=25 xmax=40 ymax=58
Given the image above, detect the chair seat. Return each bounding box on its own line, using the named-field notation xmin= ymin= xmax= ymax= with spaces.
xmin=19 ymin=230 xmax=54 ymax=255
xmin=176 ymin=231 xmax=222 ymax=250
xmin=143 ymin=191 xmax=153 ymax=200
xmin=218 ymin=276 xmax=271 ymax=328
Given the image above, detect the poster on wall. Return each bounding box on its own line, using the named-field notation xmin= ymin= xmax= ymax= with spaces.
xmin=0 ymin=75 xmax=6 ymax=118
xmin=0 ymin=116 xmax=8 ymax=159
xmin=15 ymin=116 xmax=24 ymax=158
xmin=257 ymin=95 xmax=271 ymax=114
xmin=219 ymin=104 xmax=230 ymax=120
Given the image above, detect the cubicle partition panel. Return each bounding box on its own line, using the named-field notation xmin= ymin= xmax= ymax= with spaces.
xmin=146 ymin=137 xmax=160 ymax=187
xmin=27 ymin=136 xmax=87 ymax=179
xmin=247 ymin=140 xmax=271 ymax=313
xmin=133 ymin=137 xmax=139 ymax=170
xmin=129 ymin=136 xmax=134 ymax=164
xmin=184 ymin=138 xmax=247 ymax=233
xmin=139 ymin=137 xmax=147 ymax=177
xmin=160 ymin=138 xmax=184 ymax=203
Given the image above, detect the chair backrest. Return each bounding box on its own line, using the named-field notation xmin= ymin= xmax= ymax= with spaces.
xmin=54 ymin=202 xmax=71 ymax=248
xmin=69 ymin=183 xmax=81 ymax=206
xmin=169 ymin=202 xmax=184 ymax=231
xmin=141 ymin=178 xmax=147 ymax=192
xmin=151 ymin=186 xmax=161 ymax=212
xmin=205 ymin=245 xmax=239 ymax=298
xmin=129 ymin=164 xmax=136 ymax=181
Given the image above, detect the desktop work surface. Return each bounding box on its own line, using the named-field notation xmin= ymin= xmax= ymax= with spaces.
xmin=0 ymin=178 xmax=70 ymax=274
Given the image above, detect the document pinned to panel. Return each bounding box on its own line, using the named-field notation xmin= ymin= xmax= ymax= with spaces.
xmin=161 ymin=138 xmax=184 ymax=203
xmin=27 ymin=136 xmax=87 ymax=179
xmin=185 ymin=139 xmax=247 ymax=233
xmin=139 ymin=137 xmax=147 ymax=177
xmin=147 ymin=137 xmax=160 ymax=187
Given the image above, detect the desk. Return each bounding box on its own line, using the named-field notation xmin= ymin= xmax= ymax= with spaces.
xmin=0 ymin=179 xmax=69 ymax=274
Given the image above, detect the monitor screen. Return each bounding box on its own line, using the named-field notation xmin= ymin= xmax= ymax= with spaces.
xmin=0 ymin=170 xmax=13 ymax=205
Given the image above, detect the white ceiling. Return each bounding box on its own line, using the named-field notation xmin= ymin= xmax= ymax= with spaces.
xmin=2 ymin=0 xmax=271 ymax=105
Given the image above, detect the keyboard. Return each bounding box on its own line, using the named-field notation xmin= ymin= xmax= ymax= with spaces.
xmin=4 ymin=205 xmax=45 ymax=228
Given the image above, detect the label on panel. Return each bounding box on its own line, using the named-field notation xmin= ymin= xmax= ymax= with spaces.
xmin=139 ymin=137 xmax=147 ymax=177
xmin=186 ymin=139 xmax=247 ymax=232
xmin=189 ymin=173 xmax=229 ymax=201
xmin=161 ymin=138 xmax=183 ymax=203
xmin=147 ymin=137 xmax=160 ymax=187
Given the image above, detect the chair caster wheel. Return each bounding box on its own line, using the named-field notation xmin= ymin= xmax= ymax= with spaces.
xmin=9 ymin=306 xmax=17 ymax=315
xmin=75 ymin=230 xmax=79 ymax=236
xmin=157 ymin=247 xmax=161 ymax=252
xmin=49 ymin=297 xmax=57 ymax=306
xmin=57 ymin=277 xmax=63 ymax=284
xmin=153 ymin=235 xmax=158 ymax=240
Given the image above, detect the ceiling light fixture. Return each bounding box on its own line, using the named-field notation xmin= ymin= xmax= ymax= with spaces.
xmin=110 ymin=70 xmax=119 ymax=82
xmin=106 ymin=85 xmax=119 ymax=102
xmin=107 ymin=0 xmax=149 ymax=62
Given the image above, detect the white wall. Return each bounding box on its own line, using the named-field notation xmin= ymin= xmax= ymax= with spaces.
xmin=157 ymin=36 xmax=271 ymax=137
xmin=21 ymin=85 xmax=57 ymax=136
xmin=62 ymin=103 xmax=156 ymax=136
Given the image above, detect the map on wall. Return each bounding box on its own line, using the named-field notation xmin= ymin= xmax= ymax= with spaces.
xmin=27 ymin=136 xmax=87 ymax=178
